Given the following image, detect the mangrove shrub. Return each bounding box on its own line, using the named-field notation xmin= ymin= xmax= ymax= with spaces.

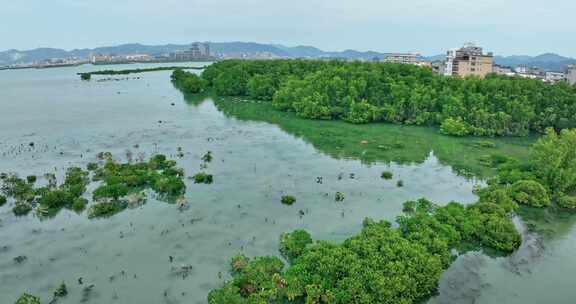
xmin=510 ymin=180 xmax=551 ymax=208
xmin=15 ymin=294 xmax=40 ymax=304
xmin=281 ymin=195 xmax=296 ymax=206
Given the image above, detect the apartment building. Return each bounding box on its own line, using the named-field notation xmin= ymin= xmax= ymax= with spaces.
xmin=382 ymin=53 xmax=419 ymax=65
xmin=444 ymin=43 xmax=493 ymax=78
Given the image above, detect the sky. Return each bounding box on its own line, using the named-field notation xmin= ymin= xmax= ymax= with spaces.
xmin=2 ymin=0 xmax=575 ymax=57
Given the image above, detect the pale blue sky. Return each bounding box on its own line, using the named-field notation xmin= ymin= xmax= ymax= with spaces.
xmin=2 ymin=0 xmax=575 ymax=56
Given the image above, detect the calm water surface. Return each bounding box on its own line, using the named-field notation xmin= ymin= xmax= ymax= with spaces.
xmin=0 ymin=63 xmax=574 ymax=303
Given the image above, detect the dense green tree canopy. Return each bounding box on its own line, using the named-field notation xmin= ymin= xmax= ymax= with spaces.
xmin=488 ymin=128 xmax=576 ymax=209
xmin=530 ymin=128 xmax=576 ymax=194
xmin=195 ymin=59 xmax=576 ymax=137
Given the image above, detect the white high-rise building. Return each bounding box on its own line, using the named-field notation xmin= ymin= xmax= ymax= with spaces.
xmin=444 ymin=49 xmax=457 ymax=76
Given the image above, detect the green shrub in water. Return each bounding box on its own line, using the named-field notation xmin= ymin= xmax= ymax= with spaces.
xmin=13 ymin=202 xmax=32 ymax=216
xmin=0 ymin=194 xmax=6 ymax=206
xmin=26 ymin=175 xmax=37 ymax=184
xmin=71 ymin=197 xmax=88 ymax=212
xmin=201 ymin=151 xmax=213 ymax=163
xmin=2 ymin=175 xmax=34 ymax=201
xmin=38 ymin=189 xmax=75 ymax=209
xmin=93 ymin=153 xmax=186 ymax=202
xmin=154 ymin=176 xmax=187 ymax=195
xmin=380 ymin=171 xmax=393 ymax=180
xmin=192 ymin=172 xmax=213 ymax=185
xmin=3 ymin=153 xmax=186 ymax=219
xmin=281 ymin=195 xmax=296 ymax=206
xmin=53 ymin=282 xmax=67 ymax=298
xmin=510 ymin=180 xmax=550 ymax=208
xmin=335 ymin=192 xmax=345 ymax=202
xmin=15 ymin=294 xmax=40 ymax=304
xmin=88 ymin=201 xmax=128 ymax=218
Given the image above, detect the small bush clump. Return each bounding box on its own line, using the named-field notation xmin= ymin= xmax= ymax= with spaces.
xmin=15 ymin=294 xmax=40 ymax=304
xmin=88 ymin=201 xmax=128 ymax=218
xmin=192 ymin=172 xmax=213 ymax=184
xmin=71 ymin=198 xmax=88 ymax=212
xmin=281 ymin=195 xmax=296 ymax=205
xmin=38 ymin=189 xmax=75 ymax=209
xmin=381 ymin=171 xmax=393 ymax=180
xmin=53 ymin=282 xmax=68 ymax=298
xmin=510 ymin=180 xmax=550 ymax=208
xmin=13 ymin=202 xmax=32 ymax=216
xmin=201 ymin=151 xmax=213 ymax=163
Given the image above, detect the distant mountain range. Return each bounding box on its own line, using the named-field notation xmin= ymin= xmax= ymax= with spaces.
xmin=1 ymin=42 xmax=575 ymax=71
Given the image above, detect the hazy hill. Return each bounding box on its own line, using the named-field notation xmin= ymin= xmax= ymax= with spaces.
xmin=1 ymin=42 xmax=574 ymax=71
xmin=494 ymin=53 xmax=576 ymax=71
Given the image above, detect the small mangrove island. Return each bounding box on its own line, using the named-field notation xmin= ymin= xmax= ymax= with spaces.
xmin=79 ymin=65 xmax=206 ymax=80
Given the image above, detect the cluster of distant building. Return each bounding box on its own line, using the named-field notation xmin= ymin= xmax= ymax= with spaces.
xmin=90 ymin=43 xmax=215 ymax=64
xmin=2 ymin=42 xmax=575 ymax=86
xmin=492 ymin=64 xmax=575 ymax=84
xmin=1 ymin=57 xmax=87 ymax=70
xmin=380 ymin=43 xmax=576 ymax=85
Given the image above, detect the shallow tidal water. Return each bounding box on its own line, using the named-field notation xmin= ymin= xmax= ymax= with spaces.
xmin=0 ymin=63 xmax=575 ymax=303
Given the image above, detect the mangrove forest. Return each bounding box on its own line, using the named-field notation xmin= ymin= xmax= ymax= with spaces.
xmin=172 ymin=60 xmax=576 ymax=137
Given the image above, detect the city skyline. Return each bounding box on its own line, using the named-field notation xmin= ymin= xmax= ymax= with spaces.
xmin=2 ymin=0 xmax=575 ymax=57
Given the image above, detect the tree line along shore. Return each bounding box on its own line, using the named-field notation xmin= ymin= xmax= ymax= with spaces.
xmin=174 ymin=59 xmax=576 ymax=137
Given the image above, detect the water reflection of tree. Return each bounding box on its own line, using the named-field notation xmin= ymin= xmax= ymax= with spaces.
xmin=517 ymin=206 xmax=576 ymax=240
xmin=209 ymin=96 xmax=533 ymax=179
xmin=172 ymin=82 xmax=208 ymax=106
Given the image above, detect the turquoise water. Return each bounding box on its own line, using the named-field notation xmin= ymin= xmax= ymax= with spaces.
xmin=0 ymin=63 xmax=574 ymax=303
